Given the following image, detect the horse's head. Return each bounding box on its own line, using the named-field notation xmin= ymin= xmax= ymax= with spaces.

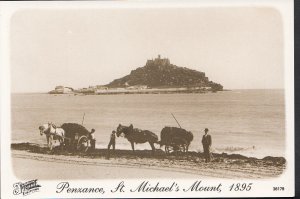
xmin=116 ymin=124 xmax=133 ymax=137
xmin=116 ymin=124 xmax=124 ymax=137
xmin=39 ymin=124 xmax=49 ymax=136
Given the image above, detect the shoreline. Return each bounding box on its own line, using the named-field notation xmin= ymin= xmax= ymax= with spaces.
xmin=11 ymin=143 xmax=286 ymax=179
xmin=51 ymin=89 xmax=215 ymax=95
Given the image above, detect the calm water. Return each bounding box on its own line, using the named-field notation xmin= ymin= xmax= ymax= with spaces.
xmin=11 ymin=90 xmax=285 ymax=158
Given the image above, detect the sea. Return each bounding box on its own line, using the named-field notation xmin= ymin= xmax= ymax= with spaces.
xmin=11 ymin=89 xmax=285 ymax=158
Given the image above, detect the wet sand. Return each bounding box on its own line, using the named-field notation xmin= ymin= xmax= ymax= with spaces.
xmin=13 ymin=151 xmax=200 ymax=179
xmin=11 ymin=143 xmax=286 ymax=180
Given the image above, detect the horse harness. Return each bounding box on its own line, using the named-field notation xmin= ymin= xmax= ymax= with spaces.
xmin=48 ymin=125 xmax=63 ymax=138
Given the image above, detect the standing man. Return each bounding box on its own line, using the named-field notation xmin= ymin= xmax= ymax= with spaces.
xmin=89 ymin=129 xmax=96 ymax=150
xmin=202 ymin=128 xmax=212 ymax=163
xmin=108 ymin=130 xmax=116 ymax=151
xmin=107 ymin=130 xmax=116 ymax=159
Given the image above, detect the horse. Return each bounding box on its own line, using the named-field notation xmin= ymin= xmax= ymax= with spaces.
xmin=116 ymin=124 xmax=158 ymax=154
xmin=38 ymin=122 xmax=65 ymax=150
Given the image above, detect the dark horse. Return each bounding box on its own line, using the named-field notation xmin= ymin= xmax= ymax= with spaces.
xmin=116 ymin=124 xmax=158 ymax=153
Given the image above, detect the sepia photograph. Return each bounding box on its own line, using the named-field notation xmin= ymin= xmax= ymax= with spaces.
xmin=1 ymin=0 xmax=294 ymax=198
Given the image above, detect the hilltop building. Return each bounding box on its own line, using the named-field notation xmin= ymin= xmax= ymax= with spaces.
xmin=146 ymin=54 xmax=170 ymax=66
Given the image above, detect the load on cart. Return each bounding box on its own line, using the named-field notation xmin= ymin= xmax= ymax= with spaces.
xmin=159 ymin=126 xmax=194 ymax=154
xmin=61 ymin=123 xmax=96 ymax=152
xmin=158 ymin=113 xmax=194 ymax=154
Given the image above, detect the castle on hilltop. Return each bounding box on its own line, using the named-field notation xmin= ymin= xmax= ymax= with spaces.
xmin=146 ymin=54 xmax=170 ymax=66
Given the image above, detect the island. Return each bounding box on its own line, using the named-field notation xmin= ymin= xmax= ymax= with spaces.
xmin=49 ymin=55 xmax=223 ymax=95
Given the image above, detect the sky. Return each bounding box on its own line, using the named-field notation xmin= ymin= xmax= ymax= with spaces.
xmin=10 ymin=7 xmax=284 ymax=93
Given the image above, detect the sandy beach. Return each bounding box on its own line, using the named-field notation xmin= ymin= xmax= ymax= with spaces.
xmin=11 ymin=143 xmax=285 ymax=180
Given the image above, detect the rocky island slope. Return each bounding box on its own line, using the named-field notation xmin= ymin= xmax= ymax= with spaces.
xmin=106 ymin=55 xmax=223 ymax=92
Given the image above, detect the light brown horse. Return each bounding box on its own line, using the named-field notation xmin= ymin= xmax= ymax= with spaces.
xmin=116 ymin=124 xmax=158 ymax=154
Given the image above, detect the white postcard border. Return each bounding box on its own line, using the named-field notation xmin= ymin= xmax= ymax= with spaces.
xmin=0 ymin=0 xmax=294 ymax=198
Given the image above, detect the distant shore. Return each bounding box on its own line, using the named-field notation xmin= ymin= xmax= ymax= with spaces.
xmin=49 ymin=87 xmax=221 ymax=95
xmin=12 ymin=143 xmax=285 ymax=179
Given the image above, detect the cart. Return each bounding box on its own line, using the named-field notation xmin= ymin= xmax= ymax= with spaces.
xmin=61 ymin=123 xmax=92 ymax=152
xmin=164 ymin=137 xmax=189 ymax=154
xmin=160 ymin=126 xmax=193 ymax=154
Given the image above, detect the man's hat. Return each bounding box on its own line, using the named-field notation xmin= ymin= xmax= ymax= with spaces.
xmin=91 ymin=129 xmax=95 ymax=133
xmin=204 ymin=128 xmax=209 ymax=132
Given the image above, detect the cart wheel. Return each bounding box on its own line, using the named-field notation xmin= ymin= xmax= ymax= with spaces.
xmin=165 ymin=145 xmax=173 ymax=154
xmin=77 ymin=136 xmax=89 ymax=152
xmin=178 ymin=139 xmax=188 ymax=153
xmin=180 ymin=144 xmax=187 ymax=153
xmin=165 ymin=146 xmax=169 ymax=154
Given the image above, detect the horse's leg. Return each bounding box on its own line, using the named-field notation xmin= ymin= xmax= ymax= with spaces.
xmin=60 ymin=137 xmax=64 ymax=151
xmin=130 ymin=141 xmax=135 ymax=152
xmin=46 ymin=135 xmax=50 ymax=149
xmin=49 ymin=135 xmax=53 ymax=151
